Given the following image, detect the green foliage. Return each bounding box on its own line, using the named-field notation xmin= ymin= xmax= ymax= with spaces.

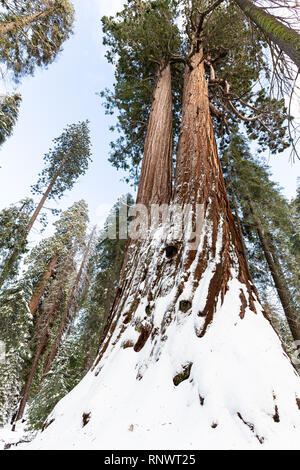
xmin=0 ymin=93 xmax=21 ymax=146
xmin=0 ymin=0 xmax=74 ymax=81
xmin=222 ymin=134 xmax=299 ymax=316
xmin=78 ymin=195 xmax=134 ymax=367
xmin=101 ymin=0 xmax=183 ymax=183
xmin=187 ymin=1 xmax=291 ymax=153
xmin=31 ymin=121 xmax=92 ymax=200
xmin=24 ymin=200 xmax=89 ymax=298
xmin=0 ymin=198 xmax=34 ymax=285
xmin=102 ymin=0 xmax=291 ymax=183
xmin=26 ymin=333 xmax=85 ymax=431
xmin=22 ymin=196 xmax=132 ymax=430
xmin=0 ymin=282 xmax=32 ymax=426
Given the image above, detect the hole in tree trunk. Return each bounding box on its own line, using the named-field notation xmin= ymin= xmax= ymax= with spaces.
xmin=165 ymin=245 xmax=178 ymax=259
xmin=145 ymin=304 xmax=152 ymax=316
xmin=179 ymin=300 xmax=192 ymax=313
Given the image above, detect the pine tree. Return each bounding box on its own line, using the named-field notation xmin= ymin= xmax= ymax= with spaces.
xmin=0 ymin=122 xmax=92 ymax=290
xmin=222 ymin=134 xmax=300 ymax=343
xmin=79 ymin=195 xmax=133 ymax=368
xmin=0 ymin=281 xmax=32 ymax=426
xmin=0 ymin=198 xmax=34 ymax=286
xmin=26 ymin=332 xmax=85 ymax=431
xmin=12 ymin=201 xmax=89 ymax=425
xmin=0 ymin=0 xmax=74 ymax=80
xmin=0 ymin=93 xmax=21 ymax=146
xmin=24 ymin=196 xmax=133 ymax=430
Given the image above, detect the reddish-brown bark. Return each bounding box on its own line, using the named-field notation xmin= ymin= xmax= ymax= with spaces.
xmin=172 ymin=50 xmax=257 ymax=332
xmin=136 ymin=64 xmax=173 ymax=206
xmin=29 ymin=254 xmax=58 ymax=316
xmin=93 ymin=50 xmax=258 ymax=372
xmin=13 ymin=296 xmax=60 ymax=426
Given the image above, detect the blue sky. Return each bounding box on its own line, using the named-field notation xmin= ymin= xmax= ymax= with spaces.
xmin=0 ymin=0 xmax=299 ymax=247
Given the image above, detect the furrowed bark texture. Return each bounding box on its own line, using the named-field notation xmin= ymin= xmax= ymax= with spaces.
xmin=234 ymin=0 xmax=300 ymax=68
xmin=136 ymin=64 xmax=173 ymax=206
xmin=13 ymin=296 xmax=59 ymax=425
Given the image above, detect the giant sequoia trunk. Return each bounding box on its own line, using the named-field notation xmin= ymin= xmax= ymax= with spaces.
xmin=26 ymin=51 xmax=300 ymax=450
xmin=136 ymin=64 xmax=173 ymax=206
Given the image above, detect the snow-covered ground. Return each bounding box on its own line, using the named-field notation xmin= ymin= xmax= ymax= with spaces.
xmin=0 ymin=421 xmax=33 ymax=450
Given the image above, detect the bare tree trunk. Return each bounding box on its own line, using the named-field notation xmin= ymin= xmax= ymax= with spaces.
xmin=234 ymin=0 xmax=300 ymax=68
xmin=29 ymin=254 xmax=58 ymax=316
xmin=136 ymin=63 xmax=173 ymax=206
xmin=247 ymin=196 xmax=300 ymax=342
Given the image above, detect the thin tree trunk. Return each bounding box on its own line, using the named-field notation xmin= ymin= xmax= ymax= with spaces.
xmin=27 ymin=154 xmax=69 ymax=233
xmin=247 ymin=196 xmax=300 ymax=342
xmin=234 ymin=0 xmax=300 ymax=68
xmin=43 ymin=230 xmax=95 ymax=374
xmin=29 ymin=254 xmax=58 ymax=316
xmin=136 ymin=63 xmax=173 ymax=206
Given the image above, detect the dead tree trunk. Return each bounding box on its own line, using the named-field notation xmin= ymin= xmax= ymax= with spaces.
xmin=29 ymin=254 xmax=58 ymax=316
xmin=247 ymin=196 xmax=300 ymax=342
